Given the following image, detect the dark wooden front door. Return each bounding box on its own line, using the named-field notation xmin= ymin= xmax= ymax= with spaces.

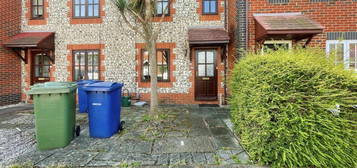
xmin=195 ymin=49 xmax=217 ymax=101
xmin=32 ymin=52 xmax=50 ymax=84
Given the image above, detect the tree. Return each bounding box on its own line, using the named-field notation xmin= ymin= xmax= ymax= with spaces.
xmin=113 ymin=0 xmax=168 ymax=115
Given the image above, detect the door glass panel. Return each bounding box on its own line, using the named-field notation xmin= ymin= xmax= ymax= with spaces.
xmin=206 ymin=51 xmax=214 ymax=63
xmin=198 ymin=51 xmax=206 ymax=63
xmin=207 ymin=64 xmax=214 ymax=77
xmin=35 ymin=54 xmax=40 ymax=64
xmin=44 ymin=55 xmax=50 ymax=65
xmin=43 ymin=66 xmax=50 ymax=77
xmin=198 ymin=64 xmax=206 ymax=77
xmin=35 ymin=66 xmax=40 ymax=77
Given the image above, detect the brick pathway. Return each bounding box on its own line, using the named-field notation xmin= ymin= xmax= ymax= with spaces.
xmin=1 ymin=105 xmax=264 ymax=168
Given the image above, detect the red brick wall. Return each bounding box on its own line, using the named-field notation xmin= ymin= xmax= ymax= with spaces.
xmin=247 ymin=0 xmax=357 ymax=50
xmin=0 ymin=0 xmax=22 ymax=106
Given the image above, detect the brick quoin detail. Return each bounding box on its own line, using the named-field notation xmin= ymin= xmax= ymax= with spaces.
xmin=152 ymin=0 xmax=176 ymax=22
xmin=196 ymin=0 xmax=224 ymax=21
xmin=25 ymin=0 xmax=49 ymax=25
xmin=247 ymin=0 xmax=357 ymax=50
xmin=67 ymin=44 xmax=106 ymax=81
xmin=67 ymin=0 xmax=105 ymax=24
xmin=135 ymin=43 xmax=176 ymax=88
xmin=0 ymin=0 xmax=22 ymax=105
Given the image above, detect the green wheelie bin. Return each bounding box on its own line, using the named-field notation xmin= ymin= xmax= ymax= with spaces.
xmin=27 ymin=82 xmax=80 ymax=150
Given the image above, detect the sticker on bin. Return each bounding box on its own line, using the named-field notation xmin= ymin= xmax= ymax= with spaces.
xmin=92 ymin=103 xmax=102 ymax=106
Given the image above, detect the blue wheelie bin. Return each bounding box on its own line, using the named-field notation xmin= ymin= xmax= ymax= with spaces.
xmin=76 ymin=80 xmax=102 ymax=113
xmin=83 ymin=82 xmax=124 ymax=138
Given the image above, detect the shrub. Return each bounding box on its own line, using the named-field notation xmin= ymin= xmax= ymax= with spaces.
xmin=229 ymin=48 xmax=357 ymax=168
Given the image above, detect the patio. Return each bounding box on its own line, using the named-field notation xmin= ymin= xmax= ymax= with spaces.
xmin=0 ymin=105 xmax=260 ymax=167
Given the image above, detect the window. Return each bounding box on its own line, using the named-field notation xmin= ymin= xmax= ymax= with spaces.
xmin=142 ymin=49 xmax=170 ymax=82
xmin=73 ymin=50 xmax=100 ymax=81
xmin=73 ymin=0 xmax=100 ymax=18
xmin=202 ymin=0 xmax=218 ymax=14
xmin=156 ymin=0 xmax=169 ymax=16
xmin=197 ymin=50 xmax=215 ymax=77
xmin=262 ymin=40 xmax=292 ymax=53
xmin=31 ymin=0 xmax=44 ymax=19
xmin=34 ymin=53 xmax=50 ymax=78
xmin=326 ymin=40 xmax=357 ymax=71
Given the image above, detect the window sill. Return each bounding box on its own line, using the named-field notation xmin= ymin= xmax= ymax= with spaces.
xmin=70 ymin=18 xmax=103 ymax=24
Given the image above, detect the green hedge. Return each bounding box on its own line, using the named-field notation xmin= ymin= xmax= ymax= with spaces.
xmin=229 ymin=48 xmax=357 ymax=168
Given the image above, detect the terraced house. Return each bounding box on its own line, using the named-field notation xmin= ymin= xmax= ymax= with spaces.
xmin=1 ymin=0 xmax=356 ymax=105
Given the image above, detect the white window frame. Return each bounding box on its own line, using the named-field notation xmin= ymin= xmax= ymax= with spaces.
xmin=326 ymin=40 xmax=357 ymax=71
xmin=261 ymin=40 xmax=292 ymax=53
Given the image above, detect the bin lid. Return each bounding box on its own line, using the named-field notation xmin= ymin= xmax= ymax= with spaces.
xmin=76 ymin=80 xmax=103 ymax=86
xmin=27 ymin=82 xmax=77 ymax=95
xmin=83 ymin=82 xmax=123 ymax=92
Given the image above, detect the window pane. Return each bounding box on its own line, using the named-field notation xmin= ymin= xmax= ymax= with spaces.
xmin=336 ymin=43 xmax=344 ymax=62
xmin=38 ymin=0 xmax=43 ymax=5
xmin=88 ymin=0 xmax=94 ymax=4
xmin=80 ymin=0 xmax=85 ymax=4
xmin=206 ymin=51 xmax=214 ymax=63
xmin=93 ymin=66 xmax=99 ymax=80
xmin=88 ymin=66 xmax=93 ymax=79
xmin=32 ymin=8 xmax=38 ymax=17
xmin=37 ymin=6 xmax=43 ymax=16
xmin=88 ymin=5 xmax=93 ymax=16
xmin=198 ymin=51 xmax=206 ymax=63
xmin=210 ymin=1 xmax=216 ymax=13
xmin=93 ymin=4 xmax=99 ymax=17
xmin=350 ymin=43 xmax=357 ymax=69
xmin=74 ymin=66 xmax=80 ymax=80
xmin=93 ymin=0 xmax=99 ymax=3
xmin=156 ymin=2 xmax=163 ymax=15
xmin=80 ymin=5 xmax=86 ymax=17
xmin=80 ymin=66 xmax=86 ymax=80
xmin=207 ymin=64 xmax=214 ymax=77
xmin=74 ymin=52 xmax=81 ymax=66
xmin=88 ymin=51 xmax=93 ymax=66
xmin=75 ymin=5 xmax=80 ymax=17
xmin=198 ymin=65 xmax=206 ymax=77
xmin=162 ymin=66 xmax=169 ymax=80
xmin=93 ymin=51 xmax=99 ymax=66
xmin=203 ymin=1 xmax=210 ymax=13
xmin=80 ymin=52 xmax=86 ymax=65
xmin=74 ymin=0 xmax=80 ymax=5
xmin=163 ymin=2 xmax=169 ymax=14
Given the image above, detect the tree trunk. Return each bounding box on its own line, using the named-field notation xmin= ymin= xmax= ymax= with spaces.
xmin=147 ymin=39 xmax=158 ymax=115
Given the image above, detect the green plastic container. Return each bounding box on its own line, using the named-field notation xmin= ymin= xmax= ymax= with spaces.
xmin=121 ymin=89 xmax=131 ymax=107
xmin=27 ymin=82 xmax=78 ymax=150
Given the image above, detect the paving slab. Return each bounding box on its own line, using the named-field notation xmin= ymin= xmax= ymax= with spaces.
xmin=1 ymin=105 xmax=257 ymax=168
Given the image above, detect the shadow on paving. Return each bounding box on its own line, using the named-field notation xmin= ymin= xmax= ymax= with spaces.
xmin=3 ymin=105 xmax=264 ymax=168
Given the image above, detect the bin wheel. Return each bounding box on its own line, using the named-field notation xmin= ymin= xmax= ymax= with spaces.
xmin=119 ymin=121 xmax=125 ymax=131
xmin=75 ymin=125 xmax=81 ymax=137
